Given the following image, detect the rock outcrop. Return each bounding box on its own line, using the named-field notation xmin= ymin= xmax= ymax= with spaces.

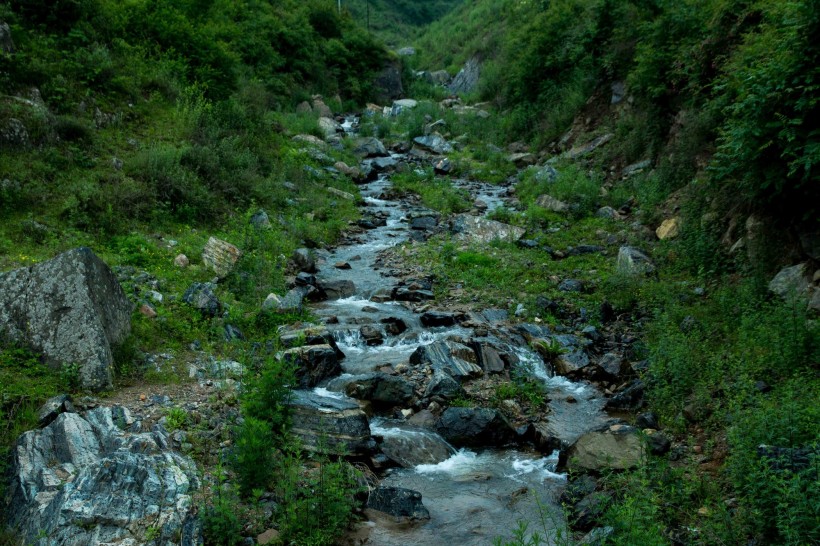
xmin=0 ymin=248 xmax=133 ymax=391
xmin=7 ymin=407 xmax=200 ymax=545
xmin=288 ymin=390 xmax=374 ymax=455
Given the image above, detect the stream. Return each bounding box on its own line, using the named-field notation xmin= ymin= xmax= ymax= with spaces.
xmin=296 ymin=117 xmax=610 ymax=545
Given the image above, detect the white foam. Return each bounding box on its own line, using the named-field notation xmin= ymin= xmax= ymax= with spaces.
xmin=415 ymin=449 xmax=482 ymax=475
xmin=312 ymin=387 xmax=347 ymax=400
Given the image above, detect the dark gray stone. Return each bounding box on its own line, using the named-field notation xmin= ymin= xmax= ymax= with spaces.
xmin=558 ymin=279 xmax=584 ymax=292
xmin=318 ymin=279 xmax=356 ymax=300
xmin=420 ymin=311 xmax=456 ymax=327
xmin=436 ymin=407 xmax=518 ymax=447
xmin=423 ymin=371 xmax=466 ymax=400
xmin=410 ymin=216 xmax=438 ymax=231
xmin=381 ymin=317 xmax=407 ymax=335
xmin=282 ymin=345 xmax=342 ymax=388
xmin=359 ymin=325 xmax=384 ymax=346
xmin=367 ymin=487 xmax=430 ymax=521
xmin=292 ymin=248 xmax=317 ymax=273
xmin=183 ymin=282 xmax=220 ymax=317
xmin=376 ymin=423 xmax=456 ymax=467
xmin=471 ymin=342 xmax=506 ymax=374
xmin=0 ymin=248 xmax=133 ymax=391
xmin=412 ymin=134 xmax=453 ymax=155
xmin=37 ymin=395 xmax=74 ymax=428
xmin=354 ymin=137 xmax=388 ymax=158
xmin=345 ymin=373 xmax=414 ymax=406
xmin=410 ymin=341 xmax=482 ymax=380
xmin=448 ymin=56 xmax=481 ymax=95
xmin=373 ymin=61 xmax=404 ymax=104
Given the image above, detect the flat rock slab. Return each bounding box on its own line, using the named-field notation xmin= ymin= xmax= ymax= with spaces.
xmin=0 ymin=248 xmax=132 ymax=391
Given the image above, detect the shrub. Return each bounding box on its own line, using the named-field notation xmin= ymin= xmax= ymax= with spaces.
xmin=233 ymin=417 xmax=275 ymax=496
xmin=241 ymin=356 xmax=295 ymax=436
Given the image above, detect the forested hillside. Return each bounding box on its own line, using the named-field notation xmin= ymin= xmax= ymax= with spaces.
xmin=1 ymin=1 xmax=817 ymax=545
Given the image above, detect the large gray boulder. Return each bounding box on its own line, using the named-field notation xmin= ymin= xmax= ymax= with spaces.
xmin=450 ymin=214 xmax=526 ymax=244
xmin=375 ymin=422 xmax=456 ymax=467
xmin=566 ymin=423 xmax=644 ymax=471
xmin=0 ymin=248 xmax=133 ymax=391
xmin=288 ymin=390 xmax=374 ymax=455
xmin=616 ymin=246 xmax=656 ymax=276
xmin=7 ymin=407 xmax=200 ymax=545
xmin=412 ymin=134 xmax=453 ymax=155
xmin=373 ymin=60 xmax=404 ymax=104
xmin=281 ymin=344 xmax=342 ymax=388
xmin=410 ymin=340 xmax=482 ymax=380
xmin=436 ymin=407 xmax=518 ymax=448
xmin=367 ymin=487 xmax=430 ymax=521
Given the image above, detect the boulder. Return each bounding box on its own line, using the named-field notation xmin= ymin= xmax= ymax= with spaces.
xmin=430 ymin=70 xmax=451 ymax=85
xmin=288 ymin=390 xmax=373 ymax=455
xmin=508 ymin=152 xmax=537 ymax=167
xmin=554 ymin=350 xmax=591 ymax=377
xmin=312 ymin=97 xmax=333 ymax=118
xmin=420 ymin=311 xmax=457 ymax=327
xmin=344 ymin=373 xmax=414 ymax=406
xmin=359 ymin=325 xmax=384 ymax=346
xmin=381 ymin=317 xmax=408 ymax=335
xmin=605 ymin=380 xmax=645 ymax=411
xmin=277 ymin=324 xmax=345 ymax=359
xmin=292 ymin=248 xmax=317 ymax=273
xmin=0 ymin=248 xmax=132 ymax=391
xmin=436 ymin=407 xmax=518 ymax=448
xmin=373 ymin=61 xmax=404 ymax=104
xmin=8 ymin=408 xmax=200 ymax=545
xmin=410 ymin=341 xmax=482 ymax=380
xmin=423 ymin=371 xmax=466 ymax=400
xmin=250 ymin=210 xmax=272 ymax=230
xmin=376 ymin=424 xmax=456 ymax=467
xmin=616 ymin=246 xmax=656 ymax=276
xmin=202 ymin=237 xmax=241 ymax=278
xmin=183 ymin=282 xmax=221 ymax=317
xmin=354 ymin=137 xmax=388 ymax=158
xmin=263 ymin=287 xmax=306 ymax=314
xmin=471 ymin=342 xmax=506 ymax=374
xmin=536 ymin=194 xmax=570 ymax=213
xmin=318 ymin=279 xmax=357 ymax=300
xmin=318 ymin=117 xmax=341 ymax=138
xmin=37 ymin=394 xmax=75 ymax=428
xmin=1 ymin=21 xmax=15 ymax=54
xmin=655 ymin=217 xmax=680 ymax=240
xmin=282 ymin=345 xmax=341 ymax=388
xmin=449 ymin=56 xmax=481 ymax=95
xmin=393 ymin=286 xmax=434 ymax=302
xmin=367 ymin=487 xmax=430 ymax=521
xmin=412 ymin=134 xmax=453 ymax=154
xmin=567 ymin=424 xmax=644 ymax=471
xmin=450 ymin=214 xmax=525 ymax=244
xmin=410 ymin=216 xmax=438 ymax=231
xmin=769 ymin=263 xmax=810 ymax=300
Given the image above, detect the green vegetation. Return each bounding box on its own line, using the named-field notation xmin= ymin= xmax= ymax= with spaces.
xmin=343 ymin=0 xmax=465 ymax=48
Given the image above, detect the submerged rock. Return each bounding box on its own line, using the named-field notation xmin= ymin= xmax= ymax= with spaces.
xmin=376 ymin=424 xmax=457 ymax=467
xmin=0 ymin=248 xmax=133 ymax=391
xmin=7 ymin=408 xmax=200 ymax=545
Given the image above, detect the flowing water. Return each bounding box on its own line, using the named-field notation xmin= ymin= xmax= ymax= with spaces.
xmin=301 ymin=123 xmax=609 ymax=544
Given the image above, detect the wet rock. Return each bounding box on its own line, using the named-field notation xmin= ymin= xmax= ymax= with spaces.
xmin=450 ymin=214 xmax=525 ymax=244
xmin=604 ymin=380 xmax=645 ymax=411
xmin=471 ymin=342 xmax=506 ymax=374
xmin=282 ymin=345 xmax=342 ymax=388
xmin=183 ymin=282 xmax=220 ymax=317
xmin=567 ymin=424 xmax=644 ymax=471
xmin=367 ymin=487 xmax=430 ymax=521
xmin=524 ymin=422 xmax=562 ymax=454
xmin=292 ymin=248 xmax=317 ymax=273
xmin=536 ymin=194 xmax=570 ymax=213
xmin=554 ymin=350 xmax=591 ymax=377
xmin=345 ymin=373 xmax=414 ymax=406
xmin=8 ymin=408 xmax=200 ymax=545
xmin=377 ymin=424 xmax=456 ymax=467
xmin=381 ymin=317 xmax=408 ymax=335
xmin=354 ymin=137 xmax=388 ymax=158
xmin=616 ymin=246 xmax=656 ymax=276
xmin=371 ymin=156 xmax=398 ymax=171
xmin=288 ymin=390 xmax=373 ymax=455
xmin=436 ymin=407 xmax=518 ymax=448
xmin=278 ymin=325 xmax=345 ymax=359
xmin=0 ymin=248 xmax=133 ymax=391
xmin=420 ymin=311 xmax=457 ymax=327
xmin=413 ymin=134 xmax=453 ymax=154
xmin=410 ymin=341 xmax=482 ymax=380
xmin=393 ymin=286 xmax=434 ymax=302
xmin=423 ymin=371 xmax=466 ymax=400
xmin=360 ymin=325 xmax=384 ymax=346
xmin=37 ymin=395 xmax=75 ymax=428
xmin=318 ymin=279 xmax=356 ymax=300
xmin=202 ymin=237 xmax=241 ymax=278
xmin=295 ymin=271 xmax=317 ymax=286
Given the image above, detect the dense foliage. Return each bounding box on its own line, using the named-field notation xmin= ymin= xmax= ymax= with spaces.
xmin=343 ymin=0 xmax=464 ymax=47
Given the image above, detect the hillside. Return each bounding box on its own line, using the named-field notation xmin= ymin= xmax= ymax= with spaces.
xmin=1 ymin=1 xmax=819 ymax=545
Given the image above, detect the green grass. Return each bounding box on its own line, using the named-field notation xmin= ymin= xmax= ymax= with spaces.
xmin=391 ymin=169 xmax=472 ymax=214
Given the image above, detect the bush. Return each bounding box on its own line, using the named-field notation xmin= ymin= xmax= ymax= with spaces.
xmin=241 ymin=356 xmax=295 ymax=436
xmin=233 ymin=417 xmax=275 ymax=496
